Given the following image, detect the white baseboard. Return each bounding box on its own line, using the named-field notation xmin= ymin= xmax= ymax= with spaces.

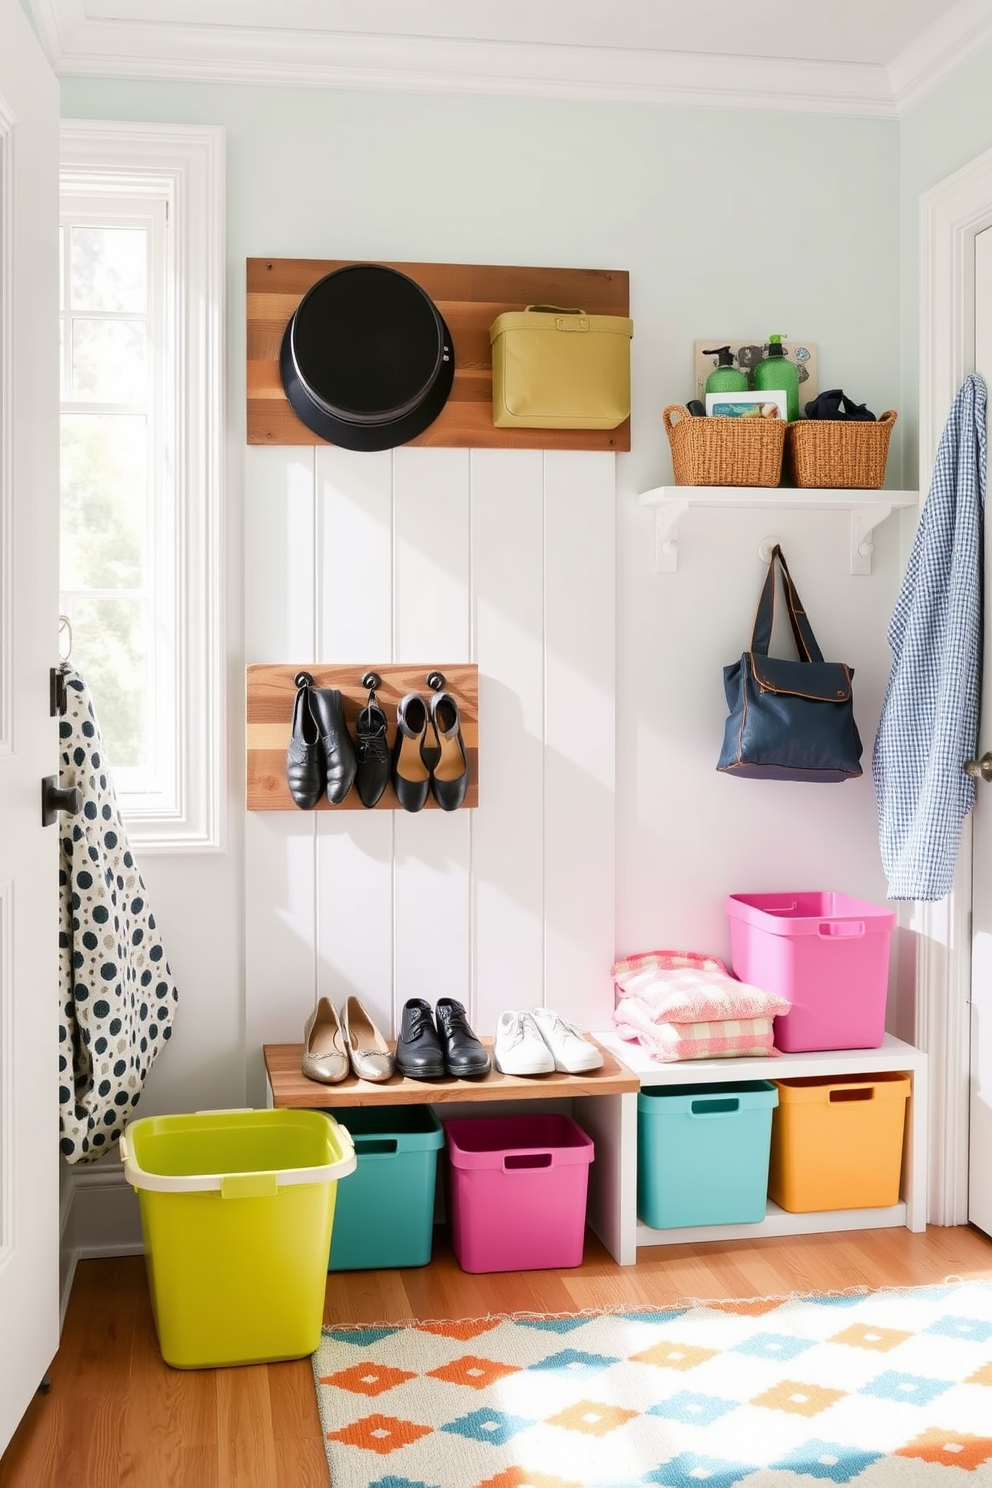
xmin=59 ymin=1160 xmax=144 ymax=1322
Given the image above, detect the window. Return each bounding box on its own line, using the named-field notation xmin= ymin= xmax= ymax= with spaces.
xmin=59 ymin=197 xmax=170 ymax=802
xmin=59 ymin=123 xmax=224 ymax=849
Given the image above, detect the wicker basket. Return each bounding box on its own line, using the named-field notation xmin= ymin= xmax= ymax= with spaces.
xmin=663 ymin=404 xmax=785 ymax=487
xmin=785 ymin=410 xmax=897 ymax=489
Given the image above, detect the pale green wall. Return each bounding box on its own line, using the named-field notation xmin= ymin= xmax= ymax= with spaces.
xmin=59 ymin=79 xmax=907 ymax=970
xmin=901 ymin=41 xmax=992 ymax=487
xmin=60 ymin=80 xmax=902 ymax=495
xmin=61 ymin=53 xmax=992 ymax=498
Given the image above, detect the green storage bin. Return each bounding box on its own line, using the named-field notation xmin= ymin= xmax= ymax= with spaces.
xmin=328 ymin=1104 xmax=445 ymax=1270
xmin=121 ymin=1108 xmax=356 ymax=1368
xmin=637 ymin=1081 xmax=778 ymax=1230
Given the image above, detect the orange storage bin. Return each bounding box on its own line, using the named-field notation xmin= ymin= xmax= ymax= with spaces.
xmin=768 ymin=1072 xmax=910 ymax=1213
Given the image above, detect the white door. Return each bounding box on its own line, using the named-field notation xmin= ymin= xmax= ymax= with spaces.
xmin=0 ymin=0 xmax=61 ymax=1454
xmin=969 ymin=223 xmax=992 ymax=1237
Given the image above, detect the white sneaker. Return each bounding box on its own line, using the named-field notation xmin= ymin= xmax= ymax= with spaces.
xmin=530 ymin=1008 xmax=604 ymax=1074
xmin=492 ymin=1010 xmax=555 ymax=1076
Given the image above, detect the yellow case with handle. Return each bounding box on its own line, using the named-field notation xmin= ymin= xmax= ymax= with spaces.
xmin=489 ymin=304 xmax=633 ymax=430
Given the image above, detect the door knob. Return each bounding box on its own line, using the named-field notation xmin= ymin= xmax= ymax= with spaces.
xmin=41 ymin=775 xmax=82 ymax=827
xmin=963 ymin=752 xmax=992 ymax=782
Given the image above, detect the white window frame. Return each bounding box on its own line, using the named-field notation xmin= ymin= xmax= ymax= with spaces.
xmin=59 ymin=121 xmax=225 ymax=851
xmin=59 ymin=190 xmax=175 ymax=809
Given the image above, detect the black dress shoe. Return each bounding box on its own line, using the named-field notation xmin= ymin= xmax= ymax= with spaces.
xmin=392 ymin=693 xmax=431 ymax=813
xmin=395 ymin=998 xmax=446 ymax=1080
xmin=311 ymin=688 xmax=357 ymax=804
xmin=435 ymin=997 xmax=490 ymax=1079
xmin=285 ymin=675 xmax=324 ymax=810
xmin=355 ymin=700 xmax=390 ymax=808
xmin=427 ymin=690 xmax=469 ymax=811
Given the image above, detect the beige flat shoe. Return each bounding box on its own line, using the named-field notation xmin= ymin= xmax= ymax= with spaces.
xmin=343 ymin=995 xmax=396 ymax=1083
xmin=301 ymin=997 xmax=349 ymax=1084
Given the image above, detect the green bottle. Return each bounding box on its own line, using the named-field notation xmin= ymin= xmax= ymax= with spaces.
xmin=752 ymin=334 xmax=800 ymax=421
xmin=703 ymin=346 xmax=748 ymax=395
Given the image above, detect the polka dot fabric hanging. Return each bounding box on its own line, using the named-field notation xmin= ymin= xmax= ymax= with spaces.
xmin=58 ymin=670 xmax=179 ymax=1165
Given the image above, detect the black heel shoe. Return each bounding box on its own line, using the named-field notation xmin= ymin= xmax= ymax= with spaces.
xmin=392 ymin=694 xmax=431 ymax=812
xmin=285 ymin=672 xmax=324 ymax=809
xmin=427 ymin=689 xmax=469 ymax=810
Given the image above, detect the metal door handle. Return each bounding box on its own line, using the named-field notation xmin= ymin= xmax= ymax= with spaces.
xmin=41 ymin=775 xmax=82 ymax=827
xmin=964 ymin=752 xmax=992 ymax=782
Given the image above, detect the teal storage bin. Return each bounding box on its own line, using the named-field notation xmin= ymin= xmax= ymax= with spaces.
xmin=327 ymin=1105 xmax=444 ymax=1270
xmin=637 ymin=1081 xmax=779 ymax=1230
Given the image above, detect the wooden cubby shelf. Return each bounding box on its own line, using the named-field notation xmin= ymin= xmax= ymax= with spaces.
xmin=264 ymin=1029 xmax=927 ymax=1268
xmin=264 ymin=1035 xmax=638 ymax=1266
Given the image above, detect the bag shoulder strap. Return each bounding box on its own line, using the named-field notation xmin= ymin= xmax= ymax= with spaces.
xmin=750 ymin=545 xmax=825 ymax=663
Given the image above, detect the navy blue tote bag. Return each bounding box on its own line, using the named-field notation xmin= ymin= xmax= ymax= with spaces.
xmin=717 ymin=545 xmax=863 ymax=783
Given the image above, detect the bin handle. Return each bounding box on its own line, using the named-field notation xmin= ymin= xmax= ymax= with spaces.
xmin=353 ymin=1137 xmax=399 ymax=1156
xmin=689 ymin=1097 xmax=741 ymax=1117
xmin=817 ymin=920 xmax=865 ymax=938
xmin=221 ymin=1171 xmax=278 ymax=1200
xmin=333 ymin=1122 xmax=356 ymax=1159
xmin=828 ymin=1086 xmax=874 ymax=1103
xmin=503 ymin=1152 xmax=553 ymax=1171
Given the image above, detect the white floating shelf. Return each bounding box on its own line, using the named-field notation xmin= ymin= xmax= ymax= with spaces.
xmin=592 ymin=1029 xmax=926 ymax=1086
xmin=637 ymin=486 xmax=919 ymax=574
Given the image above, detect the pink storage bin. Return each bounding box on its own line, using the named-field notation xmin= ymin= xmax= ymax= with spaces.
xmin=726 ymin=891 xmax=896 ymax=1053
xmin=444 ymin=1113 xmax=594 ymax=1273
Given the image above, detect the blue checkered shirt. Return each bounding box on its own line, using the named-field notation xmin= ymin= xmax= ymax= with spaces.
xmin=872 ymin=373 xmax=987 ymax=901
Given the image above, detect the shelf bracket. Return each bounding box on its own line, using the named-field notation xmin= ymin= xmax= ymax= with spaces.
xmin=640 ymin=487 xmax=917 ymax=574
xmin=651 ymin=497 xmax=691 ymax=573
xmin=850 ymin=503 xmax=893 ymax=576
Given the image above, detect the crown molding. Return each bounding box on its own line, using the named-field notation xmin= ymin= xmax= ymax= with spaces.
xmin=889 ymin=0 xmax=992 ymax=115
xmin=26 ymin=0 xmax=992 ymax=118
xmin=27 ymin=0 xmax=898 ymax=116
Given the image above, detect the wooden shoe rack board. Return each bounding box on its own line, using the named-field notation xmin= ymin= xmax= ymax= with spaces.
xmin=247 ymin=257 xmax=630 ymax=452
xmin=246 ymin=663 xmax=478 ymax=811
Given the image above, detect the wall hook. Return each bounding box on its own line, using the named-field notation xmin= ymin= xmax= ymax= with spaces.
xmin=361 ymin=671 xmax=382 ymax=692
xmin=294 ymin=670 xmax=314 ymax=689
xmin=426 ymin=670 xmax=446 ymax=691
xmin=757 ymin=537 xmax=780 ymax=565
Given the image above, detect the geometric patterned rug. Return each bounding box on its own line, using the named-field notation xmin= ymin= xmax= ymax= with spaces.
xmin=312 ymin=1281 xmax=992 ymax=1487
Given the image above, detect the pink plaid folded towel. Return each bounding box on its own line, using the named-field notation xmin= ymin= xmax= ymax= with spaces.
xmin=610 ymin=948 xmax=790 ymax=1062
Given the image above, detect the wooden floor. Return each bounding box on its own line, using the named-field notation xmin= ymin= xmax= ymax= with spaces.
xmin=3 ymin=1224 xmax=992 ymax=1488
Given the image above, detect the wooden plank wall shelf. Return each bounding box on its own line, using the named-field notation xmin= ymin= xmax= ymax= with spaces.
xmin=246 ymin=257 xmax=630 ymax=452
xmin=246 ymin=662 xmax=479 ymax=811
xmin=264 ymin=1037 xmax=637 ymax=1109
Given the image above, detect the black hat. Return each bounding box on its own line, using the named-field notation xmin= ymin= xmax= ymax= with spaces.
xmin=279 ymin=263 xmax=455 ymax=451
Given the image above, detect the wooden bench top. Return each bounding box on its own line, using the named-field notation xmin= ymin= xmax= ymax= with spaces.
xmin=264 ymin=1036 xmax=638 ymax=1108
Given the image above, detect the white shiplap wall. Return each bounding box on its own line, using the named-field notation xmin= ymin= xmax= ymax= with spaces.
xmin=243 ymin=445 xmax=616 ymax=1105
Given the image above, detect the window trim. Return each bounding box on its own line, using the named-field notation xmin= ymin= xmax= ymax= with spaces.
xmin=59 ymin=121 xmax=225 ymax=852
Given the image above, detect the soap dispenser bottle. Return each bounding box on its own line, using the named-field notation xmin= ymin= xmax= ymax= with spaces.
xmin=752 ymin=334 xmax=800 ymax=421
xmin=703 ymin=346 xmax=748 ymax=395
